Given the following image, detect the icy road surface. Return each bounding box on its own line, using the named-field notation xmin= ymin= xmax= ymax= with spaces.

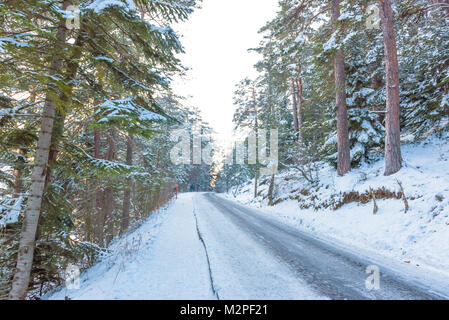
xmin=49 ymin=193 xmax=449 ymax=300
xmin=199 ymin=193 xmax=448 ymax=300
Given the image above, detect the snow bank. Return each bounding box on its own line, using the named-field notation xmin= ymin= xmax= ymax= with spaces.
xmin=46 ymin=194 xmax=213 ymax=300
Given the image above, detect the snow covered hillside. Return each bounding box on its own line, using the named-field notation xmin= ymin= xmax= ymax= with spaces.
xmin=225 ymin=132 xmax=449 ymax=276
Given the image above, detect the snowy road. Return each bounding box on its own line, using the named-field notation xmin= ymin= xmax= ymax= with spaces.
xmin=195 ymin=193 xmax=448 ymax=300
xmin=50 ymin=193 xmax=448 ymax=300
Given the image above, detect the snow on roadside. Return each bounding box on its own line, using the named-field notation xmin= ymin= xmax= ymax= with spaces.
xmin=46 ymin=194 xmax=214 ymax=300
xmin=224 ymin=133 xmax=449 ymax=277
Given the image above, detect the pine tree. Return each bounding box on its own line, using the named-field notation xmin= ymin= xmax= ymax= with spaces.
xmin=3 ymin=0 xmax=197 ymax=299
xmin=379 ymin=0 xmax=402 ymax=176
xmin=331 ymin=0 xmax=350 ymax=176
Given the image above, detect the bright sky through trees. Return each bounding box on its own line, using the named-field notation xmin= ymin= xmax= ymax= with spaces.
xmin=174 ymin=0 xmax=279 ymax=143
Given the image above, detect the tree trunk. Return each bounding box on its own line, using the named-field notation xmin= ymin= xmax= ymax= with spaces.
xmin=296 ymin=64 xmax=305 ymax=143
xmin=13 ymin=152 xmax=25 ymax=198
xmin=44 ymin=30 xmax=84 ymax=185
xmin=94 ymin=129 xmax=101 ymax=159
xmin=85 ymin=128 xmax=101 ymax=243
xmin=379 ymin=0 xmax=402 ymax=176
xmin=103 ymin=186 xmax=114 ymax=246
xmin=332 ymin=0 xmax=351 ymax=177
xmin=36 ymin=20 xmax=85 ymax=243
xmin=102 ymin=128 xmax=117 ymax=246
xmin=120 ymin=136 xmax=134 ymax=235
xmin=252 ymin=87 xmax=259 ymax=199
xmin=93 ymin=129 xmax=105 ymax=244
xmin=290 ymin=77 xmax=300 ymax=132
xmin=8 ymin=0 xmax=72 ymax=300
xmin=267 ymin=173 xmax=275 ymax=206
xmin=254 ymin=174 xmax=258 ymax=199
xmin=95 ymin=191 xmax=106 ymax=245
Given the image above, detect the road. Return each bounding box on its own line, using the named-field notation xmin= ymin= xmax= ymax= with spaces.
xmin=194 ymin=193 xmax=448 ymax=300
xmin=48 ymin=192 xmax=448 ymax=300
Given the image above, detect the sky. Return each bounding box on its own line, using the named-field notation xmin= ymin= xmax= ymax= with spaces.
xmin=173 ymin=0 xmax=279 ymax=144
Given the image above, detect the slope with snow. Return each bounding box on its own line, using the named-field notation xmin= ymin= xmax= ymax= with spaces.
xmin=226 ymin=133 xmax=449 ymax=277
